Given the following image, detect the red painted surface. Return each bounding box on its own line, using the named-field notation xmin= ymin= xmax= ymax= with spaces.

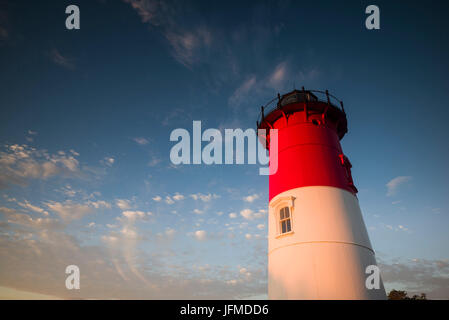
xmin=258 ymin=95 xmax=357 ymax=201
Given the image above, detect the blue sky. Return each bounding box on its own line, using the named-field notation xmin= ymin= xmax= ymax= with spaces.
xmin=0 ymin=0 xmax=448 ymax=299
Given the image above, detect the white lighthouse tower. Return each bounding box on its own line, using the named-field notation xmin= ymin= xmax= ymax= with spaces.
xmin=257 ymin=89 xmax=386 ymax=299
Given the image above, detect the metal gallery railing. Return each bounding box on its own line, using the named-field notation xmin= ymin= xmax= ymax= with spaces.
xmin=257 ymin=88 xmax=345 ymax=127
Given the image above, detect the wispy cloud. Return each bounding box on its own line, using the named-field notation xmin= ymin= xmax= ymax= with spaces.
xmin=133 ymin=137 xmax=149 ymax=145
xmin=268 ymin=61 xmax=287 ymax=88
xmin=386 ymin=176 xmax=412 ymax=197
xmin=147 ymin=156 xmax=161 ymax=167
xmin=164 ymin=27 xmax=212 ymax=68
xmin=50 ymin=49 xmax=75 ymax=70
xmin=17 ymin=200 xmax=49 ymax=216
xmin=228 ymin=76 xmax=257 ymax=108
xmin=124 ymin=0 xmax=213 ymax=69
xmin=227 ymin=61 xmax=321 ymax=109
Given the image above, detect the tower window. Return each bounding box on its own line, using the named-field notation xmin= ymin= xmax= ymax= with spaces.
xmin=279 ymin=207 xmax=292 ymax=234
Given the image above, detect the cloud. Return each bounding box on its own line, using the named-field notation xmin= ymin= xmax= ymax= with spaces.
xmin=0 ymin=207 xmax=16 ymax=215
xmin=165 ymin=228 xmax=176 ymax=237
xmin=133 ymin=137 xmax=149 ymax=145
xmin=193 ymin=209 xmax=203 ymax=215
xmin=227 ymin=61 xmax=288 ymax=108
xmin=38 ymin=198 xmax=110 ymax=224
xmin=123 ymin=0 xmax=162 ymax=24
xmin=257 ymin=224 xmax=265 ymax=230
xmin=172 ymin=193 xmax=184 ymax=201
xmin=227 ymin=60 xmax=321 ymax=109
xmin=103 ymin=157 xmax=115 ymax=167
xmin=122 ymin=210 xmax=149 ymax=220
xmin=26 ymin=130 xmax=38 ymax=143
xmin=116 ymin=199 xmax=132 ymax=210
xmin=379 ymin=257 xmax=449 ymax=299
xmin=0 ymin=144 xmax=82 ymax=189
xmin=243 ymin=194 xmax=259 ymax=203
xmin=239 ymin=209 xmax=265 ymax=220
xmin=147 ymin=156 xmax=162 ymax=167
xmin=164 ymin=28 xmax=212 ymax=68
xmin=229 ymin=212 xmax=237 ymax=219
xmin=297 ymin=69 xmax=320 ymax=83
xmin=165 ymin=196 xmax=175 ymax=205
xmin=0 ymin=205 xmax=267 ymax=299
xmin=124 ymin=0 xmax=213 ymax=69
xmin=194 ymin=230 xmax=207 ymax=241
xmin=383 ymin=223 xmax=411 ymax=232
xmin=89 ymin=200 xmax=111 ymax=209
xmin=228 ymin=76 xmax=257 ymax=107
xmin=240 ymin=209 xmax=253 ymax=220
xmin=269 ymin=62 xmax=287 ymax=88
xmin=162 ymin=193 xmax=186 ymax=205
xmin=124 ymin=0 xmax=315 ymax=107
xmin=0 ymin=199 xmax=266 ymax=299
xmin=17 ymin=200 xmax=49 ymax=216
xmin=161 ymin=108 xmax=192 ymax=126
xmin=45 ymin=201 xmax=93 ymax=222
xmin=386 ymin=176 xmax=412 ymax=196
xmin=190 ymin=193 xmax=219 ymax=202
xmin=50 ymin=49 xmax=75 ymax=70
xmin=0 ymin=221 xmax=266 ymax=299
xmin=0 ymin=208 xmax=61 ymax=230
xmin=239 ymin=267 xmax=248 ymax=274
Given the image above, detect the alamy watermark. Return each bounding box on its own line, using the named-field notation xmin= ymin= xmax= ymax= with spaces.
xmin=169 ymin=121 xmax=278 ymax=175
xmin=65 ymin=264 xmax=80 ymax=290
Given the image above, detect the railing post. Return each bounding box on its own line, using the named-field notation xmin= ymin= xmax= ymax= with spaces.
xmin=302 ymin=86 xmax=308 ymax=121
xmin=326 ymin=90 xmax=330 ymax=105
xmin=261 ymin=106 xmax=265 ymax=121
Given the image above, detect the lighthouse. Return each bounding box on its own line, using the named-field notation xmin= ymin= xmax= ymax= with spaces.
xmin=257 ymin=88 xmax=386 ymax=299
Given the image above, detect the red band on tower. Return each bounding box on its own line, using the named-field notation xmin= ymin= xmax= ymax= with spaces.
xmin=257 ymin=89 xmax=356 ymax=201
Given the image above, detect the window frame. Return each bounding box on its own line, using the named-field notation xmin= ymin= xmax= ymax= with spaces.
xmin=270 ymin=196 xmax=295 ymax=238
xmin=279 ymin=206 xmax=292 ymax=234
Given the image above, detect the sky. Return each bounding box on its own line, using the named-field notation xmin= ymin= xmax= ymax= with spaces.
xmin=0 ymin=0 xmax=449 ymax=299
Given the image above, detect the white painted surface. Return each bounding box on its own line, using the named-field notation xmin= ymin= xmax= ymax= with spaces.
xmin=268 ymin=186 xmax=386 ymax=299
